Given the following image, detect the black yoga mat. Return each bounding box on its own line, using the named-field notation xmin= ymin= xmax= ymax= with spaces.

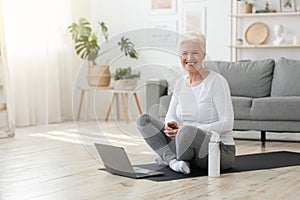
xmin=133 ymin=151 xmax=300 ymax=181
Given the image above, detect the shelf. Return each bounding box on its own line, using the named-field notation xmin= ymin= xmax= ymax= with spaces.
xmin=230 ymin=12 xmax=300 ymax=18
xmin=230 ymin=0 xmax=300 ymax=61
xmin=230 ymin=44 xmax=300 ymax=48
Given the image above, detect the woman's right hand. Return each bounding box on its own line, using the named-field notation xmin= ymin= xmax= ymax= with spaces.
xmin=164 ymin=121 xmax=179 ymax=139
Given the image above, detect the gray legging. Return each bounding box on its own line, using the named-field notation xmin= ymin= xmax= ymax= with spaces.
xmin=136 ymin=114 xmax=235 ymax=170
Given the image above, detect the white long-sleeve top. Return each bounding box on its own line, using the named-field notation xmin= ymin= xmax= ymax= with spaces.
xmin=165 ymin=71 xmax=235 ymax=145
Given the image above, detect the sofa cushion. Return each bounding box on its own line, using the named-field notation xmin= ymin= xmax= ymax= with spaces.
xmin=271 ymin=58 xmax=300 ymax=96
xmin=204 ymin=59 xmax=275 ymax=98
xmin=231 ymin=96 xmax=253 ymax=120
xmin=251 ymin=97 xmax=300 ymax=121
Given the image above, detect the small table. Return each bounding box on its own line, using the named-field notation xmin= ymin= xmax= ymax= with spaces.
xmin=77 ymin=86 xmax=142 ymax=122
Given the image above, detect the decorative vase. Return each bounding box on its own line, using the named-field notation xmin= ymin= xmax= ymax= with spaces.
xmin=241 ymin=3 xmax=253 ymax=14
xmin=114 ymin=79 xmax=137 ymax=91
xmin=87 ymin=65 xmax=111 ymax=87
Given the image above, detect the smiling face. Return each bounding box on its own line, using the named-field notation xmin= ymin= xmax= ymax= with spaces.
xmin=179 ymin=40 xmax=206 ymax=73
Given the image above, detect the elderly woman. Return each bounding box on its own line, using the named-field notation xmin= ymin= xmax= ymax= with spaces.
xmin=136 ymin=32 xmax=235 ymax=174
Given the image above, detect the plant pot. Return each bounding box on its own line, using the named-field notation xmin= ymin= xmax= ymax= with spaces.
xmin=241 ymin=4 xmax=253 ymax=14
xmin=114 ymin=79 xmax=137 ymax=91
xmin=87 ymin=65 xmax=111 ymax=87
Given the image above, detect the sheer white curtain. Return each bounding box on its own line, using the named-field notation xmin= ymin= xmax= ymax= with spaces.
xmin=2 ymin=0 xmax=76 ymax=126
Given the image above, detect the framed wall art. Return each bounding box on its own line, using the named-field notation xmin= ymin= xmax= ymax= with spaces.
xmin=149 ymin=0 xmax=177 ymax=15
xmin=147 ymin=20 xmax=178 ymax=47
xmin=280 ymin=0 xmax=296 ymax=12
xmin=182 ymin=7 xmax=206 ymax=35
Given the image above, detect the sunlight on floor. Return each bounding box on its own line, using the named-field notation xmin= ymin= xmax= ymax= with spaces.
xmin=29 ymin=129 xmax=143 ymax=147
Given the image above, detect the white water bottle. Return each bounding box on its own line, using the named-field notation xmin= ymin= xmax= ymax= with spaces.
xmin=208 ymin=131 xmax=220 ymax=177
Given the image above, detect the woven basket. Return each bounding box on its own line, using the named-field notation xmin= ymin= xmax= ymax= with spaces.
xmin=87 ymin=65 xmax=111 ymax=87
xmin=241 ymin=4 xmax=253 ymax=14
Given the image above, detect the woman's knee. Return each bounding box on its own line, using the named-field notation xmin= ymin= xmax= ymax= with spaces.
xmin=136 ymin=113 xmax=151 ymax=127
xmin=136 ymin=113 xmax=164 ymax=139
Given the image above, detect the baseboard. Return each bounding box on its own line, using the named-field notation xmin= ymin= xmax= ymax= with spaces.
xmin=0 ymin=130 xmax=15 ymax=139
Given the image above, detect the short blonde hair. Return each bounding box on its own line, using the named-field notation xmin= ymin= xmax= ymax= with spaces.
xmin=180 ymin=32 xmax=206 ymax=53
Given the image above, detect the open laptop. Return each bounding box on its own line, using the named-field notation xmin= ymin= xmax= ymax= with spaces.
xmin=95 ymin=143 xmax=164 ymax=179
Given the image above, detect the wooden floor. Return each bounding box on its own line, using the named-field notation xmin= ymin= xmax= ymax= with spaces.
xmin=1 ymin=120 xmax=300 ymax=200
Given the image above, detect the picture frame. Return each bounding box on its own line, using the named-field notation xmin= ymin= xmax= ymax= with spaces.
xmin=148 ymin=0 xmax=177 ymax=15
xmin=182 ymin=7 xmax=206 ymax=35
xmin=280 ymin=0 xmax=296 ymax=12
xmin=147 ymin=20 xmax=178 ymax=47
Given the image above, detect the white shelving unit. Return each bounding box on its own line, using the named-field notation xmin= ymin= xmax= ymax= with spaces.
xmin=230 ymin=0 xmax=300 ymax=61
xmin=230 ymin=12 xmax=300 ymax=18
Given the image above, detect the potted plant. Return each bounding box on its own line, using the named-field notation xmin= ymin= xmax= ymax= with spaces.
xmin=236 ymin=38 xmax=243 ymax=45
xmin=68 ymin=18 xmax=138 ymax=87
xmin=112 ymin=67 xmax=141 ymax=90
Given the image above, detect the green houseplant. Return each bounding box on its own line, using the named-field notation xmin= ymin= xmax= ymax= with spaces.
xmin=112 ymin=67 xmax=141 ymax=90
xmin=68 ymin=18 xmax=138 ymax=87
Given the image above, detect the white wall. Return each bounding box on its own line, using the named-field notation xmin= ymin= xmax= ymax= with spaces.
xmin=88 ymin=0 xmax=230 ymax=61
xmin=76 ymin=0 xmax=231 ymax=121
xmin=72 ymin=0 xmax=300 ymax=121
xmin=206 ymin=0 xmax=231 ymax=60
xmin=83 ymin=0 xmax=300 ymax=62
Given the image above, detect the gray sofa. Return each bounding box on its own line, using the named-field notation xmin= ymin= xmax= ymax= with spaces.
xmin=146 ymin=58 xmax=300 ymax=146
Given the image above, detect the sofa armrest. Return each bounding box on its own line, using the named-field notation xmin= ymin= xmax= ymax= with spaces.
xmin=146 ymin=79 xmax=168 ymax=118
